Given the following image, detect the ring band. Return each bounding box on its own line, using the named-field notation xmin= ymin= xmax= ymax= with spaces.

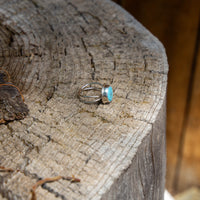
xmin=78 ymin=82 xmax=113 ymax=104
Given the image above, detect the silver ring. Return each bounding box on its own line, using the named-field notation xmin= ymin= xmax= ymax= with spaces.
xmin=78 ymin=82 xmax=113 ymax=104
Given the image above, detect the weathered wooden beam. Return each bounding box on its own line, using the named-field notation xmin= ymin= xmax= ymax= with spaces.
xmin=113 ymin=0 xmax=199 ymax=193
xmin=0 ymin=0 xmax=168 ymax=199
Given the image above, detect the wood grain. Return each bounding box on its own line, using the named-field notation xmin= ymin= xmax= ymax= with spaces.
xmin=113 ymin=0 xmax=200 ymax=194
xmin=0 ymin=0 xmax=168 ymax=199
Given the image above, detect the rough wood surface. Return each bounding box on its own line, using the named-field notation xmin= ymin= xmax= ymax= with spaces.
xmin=0 ymin=0 xmax=168 ymax=200
xmin=113 ymin=0 xmax=199 ymax=193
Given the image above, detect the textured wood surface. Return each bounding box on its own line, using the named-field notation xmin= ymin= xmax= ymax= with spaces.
xmin=0 ymin=0 xmax=168 ymax=199
xmin=113 ymin=0 xmax=200 ymax=194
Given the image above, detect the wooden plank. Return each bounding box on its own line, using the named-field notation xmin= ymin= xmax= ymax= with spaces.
xmin=0 ymin=0 xmax=168 ymax=199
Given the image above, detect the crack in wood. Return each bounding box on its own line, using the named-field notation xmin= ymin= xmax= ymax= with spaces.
xmin=88 ymin=52 xmax=96 ymax=80
xmin=143 ymin=55 xmax=148 ymax=71
xmin=29 ymin=0 xmax=39 ymax=8
xmin=46 ymin=85 xmax=57 ymax=101
xmin=41 ymin=184 xmax=67 ymax=200
xmin=79 ymin=25 xmax=87 ymax=34
xmin=81 ymin=37 xmax=96 ymax=80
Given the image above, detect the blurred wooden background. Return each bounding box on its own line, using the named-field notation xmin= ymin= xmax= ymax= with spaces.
xmin=113 ymin=0 xmax=200 ymax=195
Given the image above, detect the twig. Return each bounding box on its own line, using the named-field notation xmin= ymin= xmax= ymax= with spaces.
xmin=0 ymin=166 xmax=14 ymax=172
xmin=31 ymin=175 xmax=80 ymax=200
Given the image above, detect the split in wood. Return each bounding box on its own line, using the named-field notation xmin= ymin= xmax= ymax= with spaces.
xmin=31 ymin=175 xmax=81 ymax=200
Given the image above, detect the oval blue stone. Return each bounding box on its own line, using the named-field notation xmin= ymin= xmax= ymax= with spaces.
xmin=107 ymin=86 xmax=113 ymax=102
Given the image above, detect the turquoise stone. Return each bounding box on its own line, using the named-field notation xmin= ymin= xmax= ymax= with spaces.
xmin=102 ymin=85 xmax=113 ymax=103
xmin=107 ymin=86 xmax=113 ymax=102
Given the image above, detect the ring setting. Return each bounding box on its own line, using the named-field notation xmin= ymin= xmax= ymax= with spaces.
xmin=78 ymin=82 xmax=113 ymax=104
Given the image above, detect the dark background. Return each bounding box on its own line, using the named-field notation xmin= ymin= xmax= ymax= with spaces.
xmin=113 ymin=0 xmax=200 ymax=195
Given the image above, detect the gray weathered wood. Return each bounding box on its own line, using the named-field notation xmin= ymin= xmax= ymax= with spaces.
xmin=0 ymin=0 xmax=168 ymax=199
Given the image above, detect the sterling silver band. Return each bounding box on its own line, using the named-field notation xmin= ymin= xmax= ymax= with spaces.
xmin=78 ymin=82 xmax=113 ymax=104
